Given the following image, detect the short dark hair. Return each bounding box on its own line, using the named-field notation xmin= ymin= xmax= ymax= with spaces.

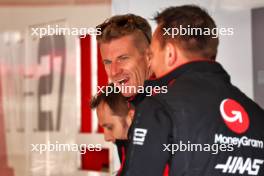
xmin=96 ymin=14 xmax=152 ymax=53
xmin=154 ymin=5 xmax=219 ymax=60
xmin=90 ymin=83 xmax=129 ymax=117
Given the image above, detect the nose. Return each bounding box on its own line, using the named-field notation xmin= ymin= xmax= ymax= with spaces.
xmin=110 ymin=62 xmax=122 ymax=78
xmin=104 ymin=131 xmax=115 ymax=142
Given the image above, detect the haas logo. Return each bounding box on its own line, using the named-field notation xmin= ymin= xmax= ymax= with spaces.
xmin=220 ymin=99 xmax=250 ymax=134
xmin=215 ymin=156 xmax=264 ymax=175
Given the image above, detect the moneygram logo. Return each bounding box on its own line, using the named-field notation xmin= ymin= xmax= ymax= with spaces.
xmin=220 ymin=99 xmax=250 ymax=134
xmin=214 ymin=133 xmax=263 ymax=149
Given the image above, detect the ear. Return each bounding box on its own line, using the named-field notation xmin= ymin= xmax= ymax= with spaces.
xmin=165 ymin=42 xmax=177 ymax=67
xmin=126 ymin=109 xmax=135 ymax=127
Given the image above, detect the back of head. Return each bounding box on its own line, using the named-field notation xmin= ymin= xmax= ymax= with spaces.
xmin=154 ymin=5 xmax=219 ymax=60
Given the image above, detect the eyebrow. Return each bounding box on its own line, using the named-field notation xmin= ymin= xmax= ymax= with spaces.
xmin=103 ymin=54 xmax=129 ymax=62
xmin=117 ymin=54 xmax=129 ymax=59
xmin=103 ymin=58 xmax=111 ymax=61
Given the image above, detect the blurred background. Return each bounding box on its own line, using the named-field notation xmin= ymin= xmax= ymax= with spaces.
xmin=0 ymin=0 xmax=263 ymax=175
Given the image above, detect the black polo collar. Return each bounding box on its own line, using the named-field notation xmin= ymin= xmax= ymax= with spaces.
xmin=129 ymin=60 xmax=229 ymax=106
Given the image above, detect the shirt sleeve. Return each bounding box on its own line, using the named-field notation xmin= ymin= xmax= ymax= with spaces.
xmin=120 ymin=97 xmax=172 ymax=176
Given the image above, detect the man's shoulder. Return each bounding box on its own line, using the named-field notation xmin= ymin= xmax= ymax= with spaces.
xmin=136 ymin=95 xmax=167 ymax=110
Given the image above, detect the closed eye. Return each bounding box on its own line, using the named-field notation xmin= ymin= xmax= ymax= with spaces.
xmin=117 ymin=55 xmax=129 ymax=62
xmin=103 ymin=124 xmax=113 ymax=131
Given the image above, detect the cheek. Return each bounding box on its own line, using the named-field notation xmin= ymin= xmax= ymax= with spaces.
xmin=150 ymin=55 xmax=163 ymax=75
xmin=151 ymin=55 xmax=158 ymax=68
xmin=134 ymin=57 xmax=147 ymax=74
xmin=105 ymin=66 xmax=111 ymax=77
xmin=157 ymin=52 xmax=165 ymax=65
xmin=113 ymin=123 xmax=125 ymax=138
xmin=126 ymin=58 xmax=138 ymax=69
xmin=120 ymin=63 xmax=130 ymax=72
xmin=121 ymin=61 xmax=137 ymax=78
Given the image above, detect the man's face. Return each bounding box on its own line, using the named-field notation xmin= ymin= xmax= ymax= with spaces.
xmin=100 ymin=34 xmax=148 ymax=97
xmin=150 ymin=28 xmax=167 ymax=77
xmin=96 ymin=102 xmax=129 ymax=142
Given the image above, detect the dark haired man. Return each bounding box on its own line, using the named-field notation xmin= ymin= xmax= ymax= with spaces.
xmin=90 ymin=84 xmax=134 ymax=175
xmin=121 ymin=5 xmax=264 ymax=176
xmin=90 ymin=85 xmax=134 ymax=143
